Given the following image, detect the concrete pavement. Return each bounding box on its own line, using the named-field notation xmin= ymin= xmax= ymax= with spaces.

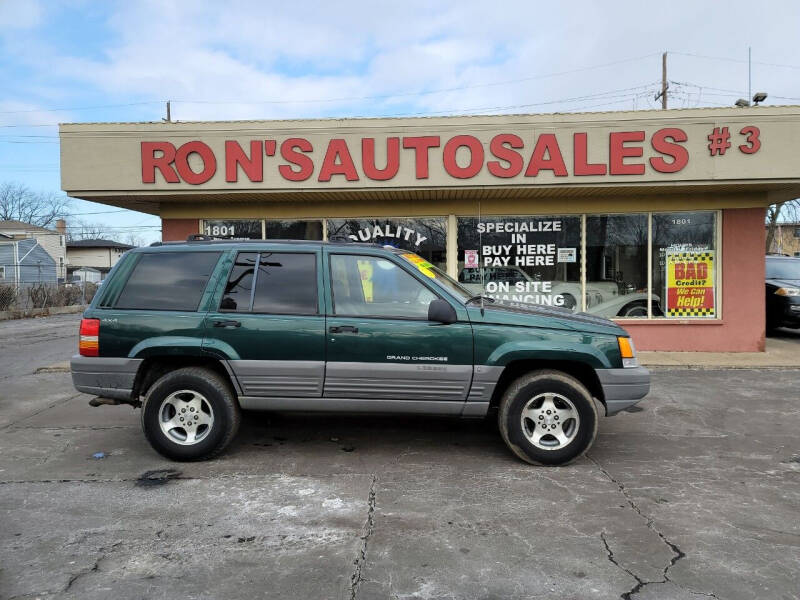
xmin=1 ymin=314 xmax=799 ymax=599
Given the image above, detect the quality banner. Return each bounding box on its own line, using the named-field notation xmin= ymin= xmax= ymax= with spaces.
xmin=665 ymin=250 xmax=715 ymax=318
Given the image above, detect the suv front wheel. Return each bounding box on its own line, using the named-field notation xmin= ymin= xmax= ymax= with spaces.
xmin=141 ymin=367 xmax=241 ymax=461
xmin=498 ymin=369 xmax=598 ymax=466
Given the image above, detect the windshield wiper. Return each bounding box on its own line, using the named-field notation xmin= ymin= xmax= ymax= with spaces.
xmin=465 ymin=295 xmax=496 ymax=305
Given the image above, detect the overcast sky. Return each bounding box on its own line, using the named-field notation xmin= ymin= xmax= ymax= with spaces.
xmin=1 ymin=0 xmax=799 ymax=243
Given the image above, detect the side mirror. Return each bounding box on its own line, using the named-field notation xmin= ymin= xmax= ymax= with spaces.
xmin=428 ymin=298 xmax=457 ymax=324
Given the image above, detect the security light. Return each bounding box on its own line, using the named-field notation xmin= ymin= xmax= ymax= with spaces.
xmin=734 ymin=98 xmax=751 ymax=108
xmin=752 ymin=92 xmax=768 ymax=105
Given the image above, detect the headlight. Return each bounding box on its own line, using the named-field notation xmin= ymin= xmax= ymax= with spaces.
xmin=617 ymin=336 xmax=638 ymax=368
xmin=775 ymin=287 xmax=800 ymax=297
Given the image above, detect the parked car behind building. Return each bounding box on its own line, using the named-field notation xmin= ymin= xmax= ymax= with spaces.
xmin=766 ymin=255 xmax=800 ymax=330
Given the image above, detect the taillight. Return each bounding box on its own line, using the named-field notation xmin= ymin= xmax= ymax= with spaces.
xmin=79 ymin=318 xmax=100 ymax=357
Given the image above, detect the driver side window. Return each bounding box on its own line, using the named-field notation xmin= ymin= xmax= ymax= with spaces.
xmin=330 ymin=254 xmax=436 ymax=318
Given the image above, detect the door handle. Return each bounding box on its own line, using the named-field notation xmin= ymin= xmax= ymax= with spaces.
xmin=213 ymin=319 xmax=241 ymax=328
xmin=329 ymin=325 xmax=358 ymax=334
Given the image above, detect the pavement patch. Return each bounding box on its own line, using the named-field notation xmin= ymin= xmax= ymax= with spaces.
xmin=34 ymin=361 xmax=71 ymax=374
xmin=135 ymin=469 xmax=182 ymax=487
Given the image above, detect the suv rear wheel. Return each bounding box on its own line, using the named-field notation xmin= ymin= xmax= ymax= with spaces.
xmin=141 ymin=367 xmax=241 ymax=461
xmin=498 ymin=369 xmax=598 ymax=466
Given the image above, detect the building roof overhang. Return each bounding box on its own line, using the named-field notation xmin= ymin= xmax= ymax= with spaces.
xmin=60 ymin=105 xmax=800 ymax=215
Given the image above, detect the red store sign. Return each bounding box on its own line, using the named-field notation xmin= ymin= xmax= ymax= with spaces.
xmin=140 ymin=126 xmax=756 ymax=185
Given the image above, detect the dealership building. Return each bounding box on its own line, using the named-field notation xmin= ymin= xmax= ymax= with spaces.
xmin=59 ymin=106 xmax=800 ymax=352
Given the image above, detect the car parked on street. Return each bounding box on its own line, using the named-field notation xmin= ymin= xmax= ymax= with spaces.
xmin=766 ymin=255 xmax=800 ymax=331
xmin=71 ymin=238 xmax=650 ymax=465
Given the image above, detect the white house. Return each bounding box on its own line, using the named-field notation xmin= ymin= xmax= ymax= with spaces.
xmin=66 ymin=238 xmax=134 ymax=280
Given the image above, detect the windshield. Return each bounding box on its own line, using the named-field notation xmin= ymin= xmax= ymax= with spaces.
xmin=767 ymin=258 xmax=800 ymax=280
xmin=398 ymin=252 xmax=473 ymax=302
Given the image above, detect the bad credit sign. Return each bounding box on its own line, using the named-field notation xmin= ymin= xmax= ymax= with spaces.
xmin=665 ymin=250 xmax=716 ymax=318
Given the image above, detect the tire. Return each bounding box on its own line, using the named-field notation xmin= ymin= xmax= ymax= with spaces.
xmin=559 ymin=293 xmax=577 ymax=311
xmin=498 ymin=369 xmax=598 ymax=466
xmin=618 ymin=300 xmax=648 ymax=317
xmin=141 ymin=367 xmax=241 ymax=461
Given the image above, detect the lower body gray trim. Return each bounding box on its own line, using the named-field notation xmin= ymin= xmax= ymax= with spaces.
xmin=228 ymin=360 xmax=324 ymax=397
xmin=467 ymin=365 xmax=504 ymax=403
xmin=323 ymin=362 xmax=472 ymax=401
xmin=596 ymin=366 xmax=651 ymax=416
xmin=239 ymin=396 xmax=470 ymax=416
xmin=70 ymin=355 xmax=142 ymax=400
xmin=461 ymin=402 xmax=490 ymax=418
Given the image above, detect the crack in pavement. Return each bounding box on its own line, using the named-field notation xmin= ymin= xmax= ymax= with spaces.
xmin=588 ymin=454 xmax=719 ymax=600
xmin=349 ymin=473 xmax=377 ymax=600
xmin=0 ymin=392 xmax=84 ymax=431
xmin=64 ymin=558 xmax=100 ymax=593
xmin=62 ymin=542 xmax=121 ymax=595
xmin=600 ymin=531 xmax=645 ymax=599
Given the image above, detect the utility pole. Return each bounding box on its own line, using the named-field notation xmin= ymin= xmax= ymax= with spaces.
xmin=655 ymin=52 xmax=668 ymax=109
xmin=748 ymin=47 xmax=752 ymax=102
xmin=165 ymin=100 xmax=171 ymax=122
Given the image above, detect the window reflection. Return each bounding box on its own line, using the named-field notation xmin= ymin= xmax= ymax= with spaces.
xmin=586 ymin=215 xmax=649 ymax=318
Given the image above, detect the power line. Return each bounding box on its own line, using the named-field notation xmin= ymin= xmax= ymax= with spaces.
xmin=0 ymin=53 xmax=662 ymax=128
xmin=173 ymin=54 xmax=663 ymax=106
xmin=0 ymin=81 xmax=662 ymax=129
xmin=669 ymin=51 xmax=800 ymax=70
xmin=370 ymin=84 xmax=659 ymax=118
xmin=673 ymin=80 xmax=800 ymax=102
xmin=0 ymin=101 xmax=164 ymax=115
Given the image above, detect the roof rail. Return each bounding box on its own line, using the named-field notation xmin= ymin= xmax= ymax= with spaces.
xmin=143 ymin=238 xmax=385 ymax=248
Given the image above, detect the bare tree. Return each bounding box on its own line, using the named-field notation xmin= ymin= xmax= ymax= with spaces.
xmin=766 ymin=199 xmax=800 ymax=253
xmin=0 ymin=182 xmax=70 ymax=228
xmin=68 ymin=219 xmax=108 ymax=241
xmin=121 ymin=231 xmax=145 ymax=247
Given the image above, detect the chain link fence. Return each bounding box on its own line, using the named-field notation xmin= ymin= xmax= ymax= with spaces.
xmin=0 ymin=282 xmax=99 ymax=311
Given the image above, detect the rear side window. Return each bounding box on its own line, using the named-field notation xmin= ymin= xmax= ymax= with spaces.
xmin=220 ymin=252 xmax=257 ymax=311
xmin=115 ymin=252 xmax=221 ymax=311
xmin=220 ymin=252 xmax=318 ymax=315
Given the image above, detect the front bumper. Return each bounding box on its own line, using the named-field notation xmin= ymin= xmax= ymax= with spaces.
xmin=597 ymin=366 xmax=650 ymax=416
xmin=70 ymin=355 xmax=142 ymax=401
xmin=776 ymin=300 xmax=800 ymax=328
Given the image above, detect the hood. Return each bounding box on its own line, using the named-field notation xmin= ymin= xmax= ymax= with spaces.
xmin=767 ymin=278 xmax=800 ymax=288
xmin=467 ymin=299 xmax=626 ymax=336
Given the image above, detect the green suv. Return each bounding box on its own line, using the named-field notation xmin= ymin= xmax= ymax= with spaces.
xmin=71 ymin=239 xmax=649 ymax=465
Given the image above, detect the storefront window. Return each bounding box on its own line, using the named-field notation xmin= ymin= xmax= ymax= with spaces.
xmin=457 ymin=216 xmax=581 ymax=311
xmin=586 ymin=215 xmax=648 ymax=318
xmin=202 ymin=219 xmax=262 ymax=240
xmin=652 ymin=212 xmax=717 ymax=318
xmin=326 ymin=218 xmax=447 ymax=271
xmin=266 ymin=220 xmax=323 ymax=240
